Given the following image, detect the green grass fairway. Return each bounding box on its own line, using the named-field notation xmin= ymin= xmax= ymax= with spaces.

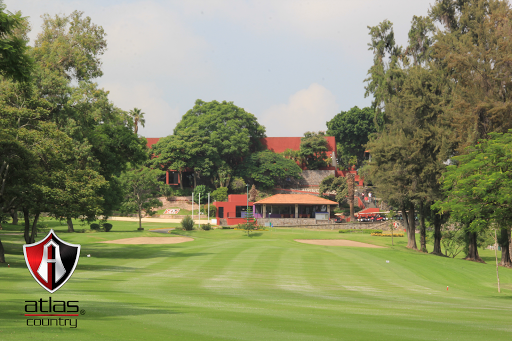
xmin=1 ymin=220 xmax=511 ymax=340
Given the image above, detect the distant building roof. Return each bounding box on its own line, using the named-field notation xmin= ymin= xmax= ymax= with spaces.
xmin=254 ymin=194 xmax=338 ymax=205
xmin=145 ymin=136 xmax=337 ymax=154
xmin=260 ymin=136 xmax=336 ymax=154
xmin=146 ymin=138 xmax=161 ymax=149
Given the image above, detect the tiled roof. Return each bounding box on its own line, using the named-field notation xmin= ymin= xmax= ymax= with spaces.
xmin=254 ymin=194 xmax=338 ymax=205
xmin=146 ymin=137 xmax=161 ymax=149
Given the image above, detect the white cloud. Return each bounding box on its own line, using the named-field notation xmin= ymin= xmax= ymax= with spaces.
xmin=98 ymin=1 xmax=215 ymax=84
xmin=260 ymin=83 xmax=338 ymax=137
xmin=101 ymin=81 xmax=181 ymax=137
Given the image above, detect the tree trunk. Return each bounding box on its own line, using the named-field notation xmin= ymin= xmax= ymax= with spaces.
xmin=138 ymin=207 xmax=142 ymax=230
xmin=0 ymin=239 xmax=5 ymax=263
xmin=431 ymin=213 xmax=443 ymax=255
xmin=193 ymin=172 xmax=197 ymax=188
xmin=30 ymin=212 xmax=40 ymax=244
xmin=347 ymin=173 xmax=355 ymax=222
xmin=349 ymin=199 xmax=354 ymax=222
xmin=66 ymin=217 xmax=75 ymax=233
xmin=10 ymin=209 xmax=18 ymax=225
xmin=406 ymin=203 xmax=417 ymax=250
xmin=464 ymin=230 xmax=484 ymax=263
xmin=418 ymin=201 xmax=427 ymax=253
xmin=499 ymin=228 xmax=511 ymax=268
xmin=23 ymin=207 xmax=31 ymax=244
xmin=401 ymin=203 xmax=409 ymax=232
xmin=179 ymin=170 xmax=183 ymax=190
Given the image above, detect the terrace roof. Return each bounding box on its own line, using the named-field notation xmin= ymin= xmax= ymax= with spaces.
xmin=254 ymin=194 xmax=338 ymax=205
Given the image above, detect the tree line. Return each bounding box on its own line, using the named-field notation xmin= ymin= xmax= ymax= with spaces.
xmin=0 ymin=7 xmax=149 ymax=262
xmin=363 ymin=0 xmax=512 ymax=267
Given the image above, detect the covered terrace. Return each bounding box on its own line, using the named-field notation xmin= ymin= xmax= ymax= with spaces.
xmin=254 ymin=194 xmax=338 ymax=226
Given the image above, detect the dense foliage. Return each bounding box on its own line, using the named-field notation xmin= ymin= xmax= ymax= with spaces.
xmin=236 ymin=150 xmax=302 ymax=189
xmin=152 ymin=99 xmax=266 ymax=189
xmin=0 ymin=7 xmax=147 ymax=257
xmin=326 ymin=106 xmax=376 ymax=168
xmin=364 ymin=0 xmax=512 ymax=261
xmin=299 ymin=131 xmax=329 ymax=170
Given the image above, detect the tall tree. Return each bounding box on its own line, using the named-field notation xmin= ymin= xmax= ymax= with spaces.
xmin=326 ymin=106 xmax=376 ymax=168
xmin=30 ymin=10 xmax=148 ymax=220
xmin=119 ymin=166 xmax=164 ymax=230
xmin=156 ymin=99 xmax=266 ymax=188
xmin=1 ymin=9 xmax=147 ymax=246
xmin=129 ymin=107 xmax=145 ymax=135
xmin=364 ymin=15 xmax=451 ymax=251
xmin=0 ymin=3 xmax=34 ymax=262
xmin=428 ymin=0 xmax=512 ymax=257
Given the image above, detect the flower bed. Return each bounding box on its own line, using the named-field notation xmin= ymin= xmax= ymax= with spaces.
xmin=371 ymin=233 xmax=404 ymax=237
xmin=339 ymin=229 xmax=382 ymax=234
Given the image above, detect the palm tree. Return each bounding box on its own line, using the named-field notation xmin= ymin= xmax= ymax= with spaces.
xmin=129 ymin=108 xmax=146 ymax=134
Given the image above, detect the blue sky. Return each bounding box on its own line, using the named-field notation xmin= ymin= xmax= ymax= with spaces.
xmin=5 ymin=0 xmax=435 ymax=138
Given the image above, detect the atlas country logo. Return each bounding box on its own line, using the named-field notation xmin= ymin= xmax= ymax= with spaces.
xmin=23 ymin=230 xmax=81 ymax=293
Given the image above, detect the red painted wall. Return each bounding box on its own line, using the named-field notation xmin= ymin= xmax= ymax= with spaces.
xmin=213 ymin=194 xmax=254 ymax=226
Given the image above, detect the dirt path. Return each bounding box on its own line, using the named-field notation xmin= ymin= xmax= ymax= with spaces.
xmin=295 ymin=239 xmax=385 ymax=248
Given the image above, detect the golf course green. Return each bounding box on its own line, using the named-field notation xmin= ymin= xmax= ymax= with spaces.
xmin=1 ymin=220 xmax=511 ymax=340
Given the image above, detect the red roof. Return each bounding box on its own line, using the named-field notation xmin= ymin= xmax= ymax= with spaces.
xmin=145 ymin=136 xmax=337 ymax=154
xmin=254 ymin=194 xmax=338 ymax=205
xmin=260 ymin=136 xmax=336 ymax=154
xmin=146 ymin=138 xmax=161 ymax=149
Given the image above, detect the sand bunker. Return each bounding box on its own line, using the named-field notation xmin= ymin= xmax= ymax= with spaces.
xmin=295 ymin=239 xmax=385 ymax=248
xmin=100 ymin=237 xmax=193 ymax=245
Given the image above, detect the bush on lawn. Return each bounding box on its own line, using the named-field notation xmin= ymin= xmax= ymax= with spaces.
xmin=201 ymin=223 xmax=212 ymax=231
xmin=90 ymin=223 xmax=101 ymax=230
xmin=181 ymin=216 xmax=194 ymax=230
xmin=103 ymin=223 xmax=113 ymax=232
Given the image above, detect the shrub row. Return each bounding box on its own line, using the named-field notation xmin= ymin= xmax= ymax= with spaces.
xmin=180 ymin=216 xmax=213 ymax=231
xmin=339 ymin=229 xmax=382 ymax=234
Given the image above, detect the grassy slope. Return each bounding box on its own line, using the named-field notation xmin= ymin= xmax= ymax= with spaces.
xmin=0 ymin=219 xmax=511 ymax=340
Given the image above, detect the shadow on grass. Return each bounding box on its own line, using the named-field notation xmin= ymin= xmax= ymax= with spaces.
xmin=78 ymin=245 xmax=212 ymax=260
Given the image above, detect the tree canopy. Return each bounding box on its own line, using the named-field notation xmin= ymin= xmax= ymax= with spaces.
xmin=0 ymin=9 xmax=147 ymax=248
xmin=299 ymin=131 xmax=329 ymax=170
xmin=435 ymin=131 xmax=512 ymax=266
xmin=0 ymin=3 xmax=33 ymax=82
xmin=326 ymin=106 xmax=376 ymax=168
xmin=236 ymin=150 xmax=302 ymax=190
xmin=154 ymin=99 xmax=266 ymax=189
